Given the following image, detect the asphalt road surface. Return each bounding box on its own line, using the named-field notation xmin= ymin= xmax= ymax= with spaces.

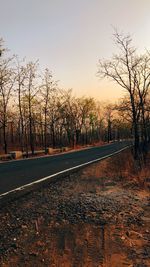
xmin=0 ymin=141 xmax=131 ymax=195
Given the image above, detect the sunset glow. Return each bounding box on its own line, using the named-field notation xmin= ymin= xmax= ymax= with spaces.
xmin=1 ymin=0 xmax=150 ymax=100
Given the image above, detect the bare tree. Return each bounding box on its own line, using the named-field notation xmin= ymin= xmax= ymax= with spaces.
xmin=24 ymin=61 xmax=39 ymax=155
xmin=98 ymin=31 xmax=150 ymax=159
xmin=104 ymin=104 xmax=114 ymax=143
xmin=15 ymin=57 xmax=29 ymax=151
xmin=133 ymin=54 xmax=150 ymax=151
xmin=40 ymin=68 xmax=58 ymax=152
xmin=0 ymin=43 xmax=15 ymax=153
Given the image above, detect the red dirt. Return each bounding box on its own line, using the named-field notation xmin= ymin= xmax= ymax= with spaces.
xmin=0 ymin=150 xmax=150 ymax=266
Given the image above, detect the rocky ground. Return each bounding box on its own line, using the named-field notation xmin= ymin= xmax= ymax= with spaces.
xmin=0 ymin=149 xmax=150 ymax=267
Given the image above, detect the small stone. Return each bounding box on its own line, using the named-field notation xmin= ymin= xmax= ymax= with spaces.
xmin=10 ymin=243 xmax=17 ymax=249
xmin=29 ymin=252 xmax=38 ymax=257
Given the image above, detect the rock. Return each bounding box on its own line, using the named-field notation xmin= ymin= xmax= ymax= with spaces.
xmin=10 ymin=243 xmax=17 ymax=249
xmin=9 ymin=151 xmax=23 ymax=159
xmin=29 ymin=252 xmax=38 ymax=257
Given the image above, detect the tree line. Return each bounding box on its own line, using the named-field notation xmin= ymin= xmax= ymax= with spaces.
xmin=0 ymin=38 xmax=131 ymax=156
xmin=98 ymin=31 xmax=150 ymax=160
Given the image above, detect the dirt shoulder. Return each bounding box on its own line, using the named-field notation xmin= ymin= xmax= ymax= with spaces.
xmin=0 ymin=149 xmax=150 ymax=267
xmin=0 ymin=142 xmax=105 ymax=163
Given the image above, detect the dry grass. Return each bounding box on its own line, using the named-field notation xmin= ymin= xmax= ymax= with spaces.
xmin=105 ymin=149 xmax=150 ymax=190
xmin=0 ymin=147 xmax=149 ymax=267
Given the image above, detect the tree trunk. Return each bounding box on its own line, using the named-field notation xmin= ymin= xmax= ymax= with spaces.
xmin=3 ymin=121 xmax=7 ymax=154
xmin=29 ymin=115 xmax=34 ymax=155
xmin=44 ymin=109 xmax=47 ymax=154
xmin=51 ymin=124 xmax=55 ymax=148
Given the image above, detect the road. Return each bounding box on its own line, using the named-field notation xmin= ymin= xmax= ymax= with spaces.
xmin=0 ymin=141 xmax=131 ymax=195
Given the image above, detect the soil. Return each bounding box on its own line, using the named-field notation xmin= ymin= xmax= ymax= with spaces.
xmin=0 ymin=150 xmax=150 ymax=267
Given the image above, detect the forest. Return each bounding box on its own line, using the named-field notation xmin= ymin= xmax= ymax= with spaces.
xmin=0 ymin=38 xmax=131 ymax=156
xmin=0 ymin=32 xmax=150 ymax=160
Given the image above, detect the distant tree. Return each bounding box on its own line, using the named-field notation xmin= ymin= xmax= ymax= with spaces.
xmin=40 ymin=68 xmax=58 ymax=152
xmin=47 ymin=87 xmax=60 ymax=149
xmin=59 ymin=90 xmax=76 ymax=147
xmin=15 ymin=57 xmax=28 ymax=151
xmin=104 ymin=104 xmax=114 ymax=143
xmin=24 ymin=61 xmax=39 ymax=155
xmin=0 ymin=42 xmax=15 ymax=153
xmin=77 ymin=97 xmax=96 ymax=145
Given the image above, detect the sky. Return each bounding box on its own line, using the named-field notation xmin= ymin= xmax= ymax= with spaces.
xmin=1 ymin=0 xmax=150 ymax=101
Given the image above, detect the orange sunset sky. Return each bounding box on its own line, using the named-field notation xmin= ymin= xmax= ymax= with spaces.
xmin=1 ymin=0 xmax=150 ymax=101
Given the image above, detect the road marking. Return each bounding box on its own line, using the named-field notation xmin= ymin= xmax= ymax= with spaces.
xmin=0 ymin=145 xmax=131 ymax=199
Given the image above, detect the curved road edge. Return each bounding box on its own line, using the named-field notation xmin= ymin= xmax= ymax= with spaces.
xmin=0 ymin=144 xmax=132 ymax=206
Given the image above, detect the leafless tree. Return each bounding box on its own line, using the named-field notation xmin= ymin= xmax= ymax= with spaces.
xmin=0 ymin=43 xmax=15 ymax=153
xmin=0 ymin=37 xmax=135 ymax=156
xmin=15 ymin=57 xmax=29 ymax=151
xmin=24 ymin=61 xmax=39 ymax=155
xmin=40 ymin=68 xmax=58 ymax=152
xmin=98 ymin=31 xmax=150 ymax=159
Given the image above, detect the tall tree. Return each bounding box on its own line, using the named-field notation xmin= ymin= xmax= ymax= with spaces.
xmin=15 ymin=57 xmax=28 ymax=151
xmin=40 ymin=68 xmax=58 ymax=152
xmin=98 ymin=31 xmax=150 ymax=159
xmin=24 ymin=61 xmax=39 ymax=155
xmin=0 ymin=42 xmax=15 ymax=153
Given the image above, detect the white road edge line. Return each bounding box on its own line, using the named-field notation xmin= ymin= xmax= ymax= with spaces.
xmin=0 ymin=145 xmax=131 ymax=198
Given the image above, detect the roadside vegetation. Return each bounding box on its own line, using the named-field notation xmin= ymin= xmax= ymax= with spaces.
xmin=0 ymin=31 xmax=150 ymax=266
xmin=0 ymin=149 xmax=149 ymax=266
xmin=0 ymin=37 xmax=139 ymax=158
xmin=1 ymin=32 xmax=150 ymax=163
xmin=98 ymin=31 xmax=150 ymax=160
